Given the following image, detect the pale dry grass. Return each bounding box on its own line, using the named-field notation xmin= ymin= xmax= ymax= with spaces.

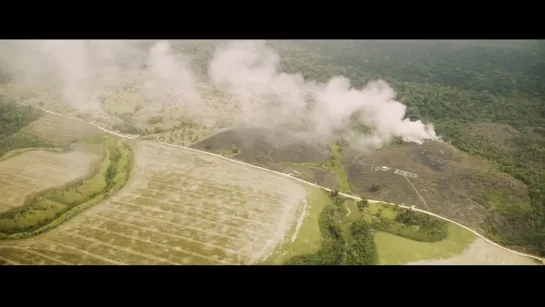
xmin=0 ymin=149 xmax=101 ymax=212
xmin=407 ymin=238 xmax=538 ymax=265
xmin=0 ymin=140 xmax=308 ymax=265
xmin=23 ymin=113 xmax=106 ymax=145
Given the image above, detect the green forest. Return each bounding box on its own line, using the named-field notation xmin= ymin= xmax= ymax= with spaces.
xmin=276 ymin=40 xmax=545 ymax=256
xmin=0 ymin=98 xmax=50 ymax=157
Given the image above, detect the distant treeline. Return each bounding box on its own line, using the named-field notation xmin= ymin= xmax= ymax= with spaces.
xmin=277 ymin=40 xmax=545 ymax=256
xmin=0 ymin=98 xmax=51 ymax=157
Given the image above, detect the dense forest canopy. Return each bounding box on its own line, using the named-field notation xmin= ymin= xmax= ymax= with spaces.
xmin=273 ymin=40 xmax=545 ymax=255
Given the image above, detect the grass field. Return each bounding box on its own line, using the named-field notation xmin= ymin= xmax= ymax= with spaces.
xmin=374 ymin=224 xmax=476 ymax=265
xmin=340 ymin=200 xmax=475 ymax=264
xmin=407 ymin=237 xmax=538 ymax=265
xmin=23 ymin=112 xmax=107 ymax=146
xmin=0 ymin=137 xmax=131 ymax=239
xmin=0 ymin=140 xmax=309 ymax=264
xmin=268 ymin=193 xmax=526 ymax=264
xmin=264 ymin=188 xmax=332 ymax=264
xmin=0 ymin=148 xmax=101 ymax=213
xmin=0 ymin=147 xmax=62 ymax=163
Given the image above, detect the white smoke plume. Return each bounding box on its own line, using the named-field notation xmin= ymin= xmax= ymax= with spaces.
xmin=1 ymin=39 xmax=438 ymax=150
xmin=209 ymin=40 xmax=437 ymax=149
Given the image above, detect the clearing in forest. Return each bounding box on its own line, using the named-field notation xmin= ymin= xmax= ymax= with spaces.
xmin=0 ymin=140 xmax=309 ymax=265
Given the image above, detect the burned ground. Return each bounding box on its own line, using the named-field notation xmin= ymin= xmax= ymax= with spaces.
xmin=342 ymin=140 xmax=530 ymax=235
xmin=191 ymin=127 xmax=336 ymax=185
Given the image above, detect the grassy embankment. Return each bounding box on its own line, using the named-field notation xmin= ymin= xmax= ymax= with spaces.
xmin=0 ymin=136 xmax=132 ymax=240
xmin=323 ymin=143 xmax=352 ymax=193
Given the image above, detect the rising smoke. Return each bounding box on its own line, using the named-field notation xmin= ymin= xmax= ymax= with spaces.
xmin=0 ymin=39 xmax=438 ymax=150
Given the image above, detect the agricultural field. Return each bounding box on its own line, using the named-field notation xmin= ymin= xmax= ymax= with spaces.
xmin=0 ymin=148 xmax=102 ymax=213
xmin=22 ymin=112 xmax=106 ymax=146
xmin=0 ymin=140 xmax=309 ymax=264
xmin=0 ymin=136 xmax=131 ymax=240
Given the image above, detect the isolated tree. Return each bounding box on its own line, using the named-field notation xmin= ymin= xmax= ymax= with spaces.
xmin=357 ymin=199 xmax=368 ymax=212
xmin=330 ymin=188 xmax=339 ymax=197
xmin=369 ymin=183 xmax=381 ymax=192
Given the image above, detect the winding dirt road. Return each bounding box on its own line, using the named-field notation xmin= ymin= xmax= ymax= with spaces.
xmin=39 ymin=109 xmax=545 ymax=264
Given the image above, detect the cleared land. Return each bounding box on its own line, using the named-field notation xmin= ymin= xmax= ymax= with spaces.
xmin=0 ymin=137 xmax=131 ymax=240
xmin=342 ymin=141 xmax=529 ymax=237
xmin=0 ymin=149 xmax=101 ymax=212
xmin=23 ymin=112 xmax=106 ymax=146
xmin=264 ymin=188 xmax=331 ymax=264
xmin=0 ymin=140 xmax=308 ymax=265
xmin=373 ymin=224 xmax=476 ymax=265
xmin=407 ymin=238 xmax=537 ymax=265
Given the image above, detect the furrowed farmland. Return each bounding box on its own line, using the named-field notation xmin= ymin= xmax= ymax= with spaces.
xmin=0 ymin=140 xmax=309 ymax=264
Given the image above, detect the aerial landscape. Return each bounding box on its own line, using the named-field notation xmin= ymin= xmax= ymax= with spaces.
xmin=0 ymin=39 xmax=543 ymax=265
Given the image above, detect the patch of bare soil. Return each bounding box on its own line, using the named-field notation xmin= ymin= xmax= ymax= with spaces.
xmin=407 ymin=238 xmax=538 ymax=265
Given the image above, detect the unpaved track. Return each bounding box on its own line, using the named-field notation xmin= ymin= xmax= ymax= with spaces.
xmin=344 ymin=201 xmax=351 ymax=217
xmin=39 ymin=109 xmax=545 ymax=264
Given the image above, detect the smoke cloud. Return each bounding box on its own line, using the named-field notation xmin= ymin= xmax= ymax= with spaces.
xmin=0 ymin=39 xmax=438 ymax=150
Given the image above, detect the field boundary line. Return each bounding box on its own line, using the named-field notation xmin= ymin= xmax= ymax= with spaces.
xmin=40 ymin=108 xmax=545 ymax=263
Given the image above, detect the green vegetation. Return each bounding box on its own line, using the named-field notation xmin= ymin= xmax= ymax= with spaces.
xmin=285 ymin=195 xmax=377 ymax=265
xmin=323 ymin=143 xmax=351 ymax=193
xmin=0 ymin=136 xmax=132 ymax=240
xmin=275 ymin=40 xmax=545 ymax=256
xmin=264 ymin=188 xmax=331 ymax=264
xmin=344 ymin=221 xmax=378 ymax=265
xmin=280 ymin=193 xmax=472 ymax=265
xmin=371 ymin=207 xmax=448 ymax=242
xmin=374 ymin=223 xmax=476 ymax=265
xmin=353 ymin=200 xmax=448 ymax=242
xmin=282 ymin=194 xmax=464 ymax=264
xmin=0 ymin=98 xmax=53 ymax=157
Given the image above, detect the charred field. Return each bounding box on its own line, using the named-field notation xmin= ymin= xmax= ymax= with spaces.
xmin=190 ymin=128 xmax=339 ymax=187
xmin=341 ymin=140 xmax=530 ymax=238
xmin=191 ymin=126 xmax=531 ymax=242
